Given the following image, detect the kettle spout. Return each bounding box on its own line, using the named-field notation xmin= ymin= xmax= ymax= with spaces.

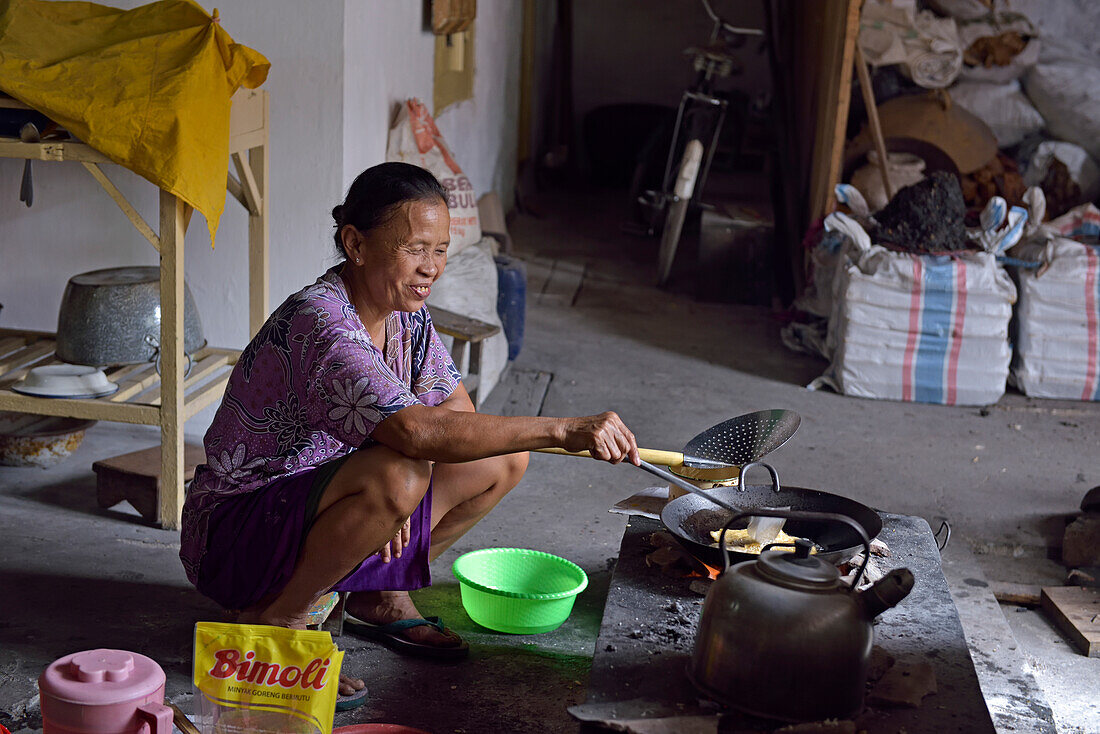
xmin=859 ymin=568 xmax=915 ymax=619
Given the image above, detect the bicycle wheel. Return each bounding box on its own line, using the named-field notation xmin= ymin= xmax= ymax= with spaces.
xmin=657 ymin=139 xmax=704 ymax=286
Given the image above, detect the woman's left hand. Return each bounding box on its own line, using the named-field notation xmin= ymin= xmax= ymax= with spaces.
xmin=378 ymin=517 xmax=411 ymax=563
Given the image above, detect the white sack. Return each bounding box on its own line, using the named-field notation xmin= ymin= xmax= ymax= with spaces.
xmin=1011 ymin=204 xmax=1100 ymax=400
xmin=956 ymin=14 xmax=1040 ymax=83
xmin=860 ymin=2 xmax=963 ymax=89
xmin=387 ymin=98 xmax=483 ymax=255
xmin=427 ymin=237 xmax=508 ymax=407
xmin=1023 ymin=141 xmax=1100 ymax=205
xmin=949 ymin=80 xmax=1044 ymax=148
xmin=1025 ymin=59 xmax=1100 ymax=162
xmin=810 ymin=212 xmax=1018 ymax=406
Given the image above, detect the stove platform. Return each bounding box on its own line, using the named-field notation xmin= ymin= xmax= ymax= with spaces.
xmin=575 ymin=513 xmax=998 ymax=733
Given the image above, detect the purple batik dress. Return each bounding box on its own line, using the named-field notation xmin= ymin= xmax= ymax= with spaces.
xmin=180 ymin=266 xmax=461 ymax=610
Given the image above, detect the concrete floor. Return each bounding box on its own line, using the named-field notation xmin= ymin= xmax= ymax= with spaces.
xmin=2 ymin=184 xmax=1099 ymax=733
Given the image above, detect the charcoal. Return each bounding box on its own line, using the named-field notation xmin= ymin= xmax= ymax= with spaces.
xmin=874 ymin=171 xmax=968 ymax=252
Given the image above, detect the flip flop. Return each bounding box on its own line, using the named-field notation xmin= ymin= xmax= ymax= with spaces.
xmin=335 ymin=684 xmax=369 ymax=711
xmin=343 ymin=614 xmax=469 ymax=660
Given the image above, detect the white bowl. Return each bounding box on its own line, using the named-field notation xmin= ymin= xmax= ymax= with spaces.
xmin=12 ymin=365 xmax=118 ymax=399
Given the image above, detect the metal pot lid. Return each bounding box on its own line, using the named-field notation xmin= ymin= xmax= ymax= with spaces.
xmin=69 ymin=266 xmax=159 ymax=287
xmin=756 ymin=540 xmax=840 ymax=588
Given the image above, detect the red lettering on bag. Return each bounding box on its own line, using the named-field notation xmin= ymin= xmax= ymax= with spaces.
xmin=210 ymin=650 xmax=238 ymax=679
xmin=247 ymin=661 xmax=278 ymax=685
xmin=278 ymin=665 xmax=302 ymax=687
xmin=209 ymin=650 xmax=327 ymax=689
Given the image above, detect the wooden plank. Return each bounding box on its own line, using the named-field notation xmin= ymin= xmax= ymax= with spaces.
xmin=159 ymin=190 xmax=187 ymax=530
xmin=0 ymin=139 xmax=111 ymax=164
xmin=82 ymin=163 xmax=161 ymax=252
xmin=1041 ymin=586 xmax=1100 ymax=657
xmin=248 ymin=124 xmax=270 ymax=337
xmin=0 ymin=336 xmax=28 ymax=356
xmin=0 ymin=391 xmax=159 ymax=424
xmin=231 ymin=151 xmax=262 ymax=217
xmin=226 ymin=171 xmax=248 ymax=211
xmin=429 ymin=306 xmax=500 ymax=342
xmin=93 ymin=442 xmax=206 ymax=522
xmin=0 ymin=350 xmax=56 ymax=389
xmin=809 ymin=0 xmax=861 ymax=224
xmin=991 ymin=581 xmax=1042 ymax=607
xmin=110 ymin=365 xmax=161 ymax=402
xmin=145 ymin=352 xmax=231 ymax=405
xmin=184 ymin=375 xmax=231 ymax=419
xmin=104 ymin=363 xmax=148 ymax=382
xmin=229 ymin=89 xmax=267 ymax=141
xmin=0 ymin=341 xmax=55 ymax=376
xmin=485 ymin=368 xmax=552 ymax=417
xmin=228 ymin=130 xmax=266 ymax=156
xmin=0 ymin=327 xmax=54 ymax=340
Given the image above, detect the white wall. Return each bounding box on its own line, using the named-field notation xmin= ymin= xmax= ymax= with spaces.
xmin=342 ymin=0 xmax=522 ymax=212
xmin=0 ymin=0 xmax=522 ymax=435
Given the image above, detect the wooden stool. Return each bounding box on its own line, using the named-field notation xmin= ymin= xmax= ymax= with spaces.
xmin=429 ymin=305 xmax=500 ymax=405
xmin=93 ymin=442 xmax=205 ymax=522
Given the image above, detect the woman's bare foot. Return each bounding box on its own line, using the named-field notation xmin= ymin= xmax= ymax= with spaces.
xmin=236 ymin=607 xmax=365 ymax=696
xmin=345 ymin=590 xmax=462 ymax=648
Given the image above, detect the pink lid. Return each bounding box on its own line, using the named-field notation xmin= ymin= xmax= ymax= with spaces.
xmin=39 ymin=649 xmax=165 ymax=706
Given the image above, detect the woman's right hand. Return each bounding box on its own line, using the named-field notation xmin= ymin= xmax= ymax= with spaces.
xmin=561 ymin=412 xmax=640 ymax=465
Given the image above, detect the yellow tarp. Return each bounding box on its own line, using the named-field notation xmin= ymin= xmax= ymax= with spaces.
xmin=0 ymin=0 xmax=269 ymax=244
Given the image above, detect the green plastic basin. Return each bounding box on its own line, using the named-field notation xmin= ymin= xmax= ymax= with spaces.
xmin=452 ymin=548 xmax=589 ymax=634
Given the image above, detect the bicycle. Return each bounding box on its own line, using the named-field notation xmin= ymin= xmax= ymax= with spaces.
xmin=633 ymin=0 xmax=763 ymax=285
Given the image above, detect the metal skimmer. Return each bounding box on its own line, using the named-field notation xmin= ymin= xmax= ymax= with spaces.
xmin=682 ymin=409 xmax=801 ymax=467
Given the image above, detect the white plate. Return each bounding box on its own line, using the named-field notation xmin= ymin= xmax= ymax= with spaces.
xmin=11 ymin=364 xmax=119 ymax=399
xmin=11 ymin=382 xmax=119 ymax=399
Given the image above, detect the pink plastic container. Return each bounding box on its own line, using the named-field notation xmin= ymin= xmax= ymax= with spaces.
xmin=38 ymin=649 xmax=172 ymax=734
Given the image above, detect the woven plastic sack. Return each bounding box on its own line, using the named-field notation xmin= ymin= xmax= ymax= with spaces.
xmin=810 ymin=204 xmax=1021 ymax=405
xmin=1011 ymin=204 xmax=1100 ymax=400
xmin=387 ymin=98 xmax=482 ymax=255
xmin=949 ymin=79 xmax=1044 ymax=148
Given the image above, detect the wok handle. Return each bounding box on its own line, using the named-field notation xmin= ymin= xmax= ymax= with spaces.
xmin=538 ymin=447 xmax=685 ymax=466
xmin=717 ymin=509 xmax=871 ymax=588
xmin=638 ymin=460 xmax=741 ymax=513
xmin=737 ymin=461 xmax=780 ymax=493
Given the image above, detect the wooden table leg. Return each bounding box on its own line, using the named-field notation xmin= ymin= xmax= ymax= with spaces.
xmin=159 ymin=190 xmax=186 ymax=530
xmin=468 ymin=341 xmax=483 ymax=406
xmin=248 ymin=114 xmax=269 ymax=337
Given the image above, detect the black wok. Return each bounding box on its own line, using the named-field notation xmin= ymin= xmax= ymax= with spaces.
xmin=656 ymin=466 xmax=882 ymax=569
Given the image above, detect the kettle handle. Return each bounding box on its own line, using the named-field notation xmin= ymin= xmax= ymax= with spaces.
xmin=717 ymin=508 xmax=871 ymax=589
xmin=137 ymin=701 xmax=174 ymax=734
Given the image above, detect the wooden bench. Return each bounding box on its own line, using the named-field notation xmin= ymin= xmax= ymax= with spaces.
xmin=428 ymin=305 xmax=500 ymax=405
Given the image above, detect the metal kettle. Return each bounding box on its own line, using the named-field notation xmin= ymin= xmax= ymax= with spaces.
xmin=688 ymin=508 xmax=914 ymax=723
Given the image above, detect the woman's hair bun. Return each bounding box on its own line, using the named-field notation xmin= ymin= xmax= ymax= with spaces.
xmin=331 ymin=163 xmax=448 ymax=258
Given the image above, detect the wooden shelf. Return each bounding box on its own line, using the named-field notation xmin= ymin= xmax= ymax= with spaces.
xmin=0 ymin=89 xmax=269 ymax=529
xmin=0 ymin=329 xmax=238 ymax=424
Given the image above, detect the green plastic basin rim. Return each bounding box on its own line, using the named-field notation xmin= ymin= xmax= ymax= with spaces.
xmin=452 ymin=547 xmax=589 ymax=600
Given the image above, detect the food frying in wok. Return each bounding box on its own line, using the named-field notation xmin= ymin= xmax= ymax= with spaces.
xmin=708 ymin=528 xmax=819 ymax=554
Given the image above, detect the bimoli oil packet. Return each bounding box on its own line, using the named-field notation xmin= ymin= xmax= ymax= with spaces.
xmin=193 ymin=622 xmax=343 ymax=734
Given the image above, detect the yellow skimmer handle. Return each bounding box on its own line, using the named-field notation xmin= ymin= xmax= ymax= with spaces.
xmin=536 ymin=447 xmax=685 ymax=466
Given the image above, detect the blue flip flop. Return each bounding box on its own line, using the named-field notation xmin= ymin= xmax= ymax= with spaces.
xmin=335 ymin=684 xmax=369 ymax=711
xmin=343 ymin=614 xmax=469 ymax=659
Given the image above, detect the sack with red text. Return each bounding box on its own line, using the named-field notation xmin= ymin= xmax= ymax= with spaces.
xmin=1010 ymin=204 xmax=1100 ymax=400
xmin=387 ymin=98 xmax=482 ymax=255
xmin=193 ymin=622 xmax=343 ymax=734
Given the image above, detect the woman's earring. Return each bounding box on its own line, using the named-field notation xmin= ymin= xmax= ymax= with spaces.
xmin=355 ymin=258 xmax=362 ymax=265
